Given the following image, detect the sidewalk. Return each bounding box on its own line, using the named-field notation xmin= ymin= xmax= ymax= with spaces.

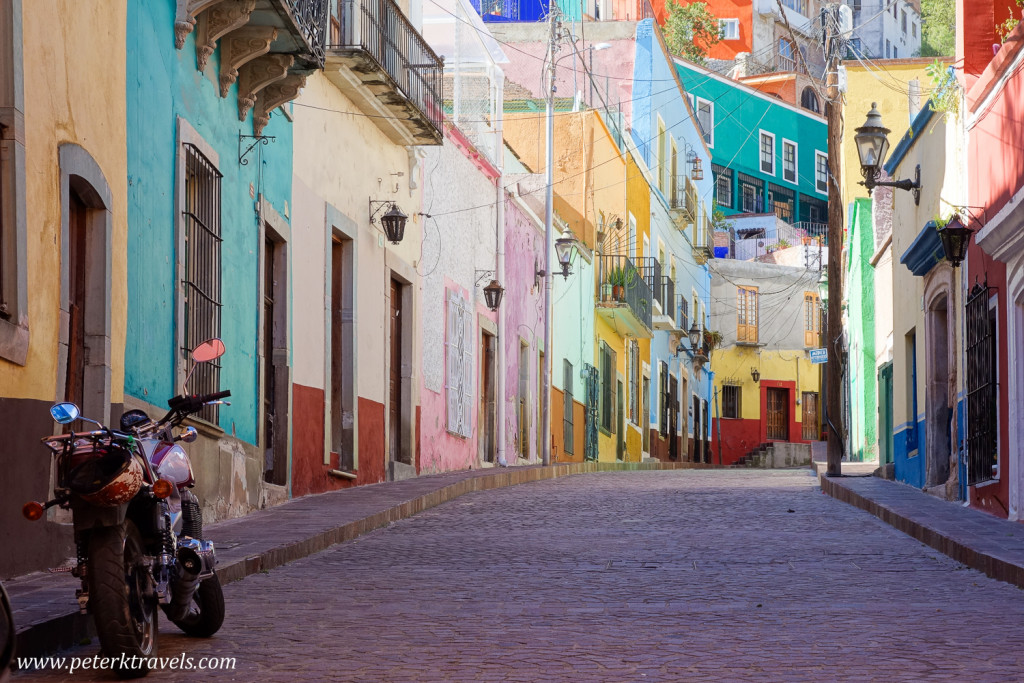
xmin=6 ymin=460 xmax=710 ymax=659
xmin=818 ymin=465 xmax=1024 ymax=590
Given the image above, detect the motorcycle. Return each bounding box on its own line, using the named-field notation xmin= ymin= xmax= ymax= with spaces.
xmin=23 ymin=339 xmax=231 ymax=678
xmin=1 ymin=579 xmax=13 ymax=682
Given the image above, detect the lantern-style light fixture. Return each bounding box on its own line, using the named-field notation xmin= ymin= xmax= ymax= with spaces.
xmin=854 ymin=103 xmax=921 ymax=205
xmin=818 ymin=269 xmax=829 ymax=308
xmin=554 ymin=227 xmax=580 ymax=280
xmin=936 ymin=215 xmax=971 ymax=268
xmin=751 ymin=367 xmax=761 ymax=383
xmin=482 ymin=279 xmax=504 ymax=311
xmin=687 ymin=149 xmax=704 ymax=181
xmin=687 ymin=322 xmax=701 ymax=350
xmin=369 ymin=200 xmax=409 ymax=245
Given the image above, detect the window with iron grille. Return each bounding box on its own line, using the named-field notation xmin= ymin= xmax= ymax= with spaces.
xmin=737 ymin=286 xmax=758 ymax=342
xmin=600 ymin=342 xmax=615 ymax=433
xmin=714 ymin=166 xmax=733 ymax=209
xmin=182 ymin=143 xmax=223 ymax=423
xmin=563 ymin=359 xmax=574 ymax=455
xmin=446 ymin=289 xmax=473 ymax=438
xmin=629 ymin=339 xmax=640 ymax=425
xmin=966 ymin=284 xmax=997 ymax=485
xmin=722 ymin=385 xmax=740 ymax=418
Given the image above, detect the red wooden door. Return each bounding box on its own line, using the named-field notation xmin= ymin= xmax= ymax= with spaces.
xmin=389 ymin=279 xmax=403 ymax=462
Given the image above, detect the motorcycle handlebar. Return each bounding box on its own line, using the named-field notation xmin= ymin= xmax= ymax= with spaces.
xmin=166 ymin=390 xmax=232 ymax=417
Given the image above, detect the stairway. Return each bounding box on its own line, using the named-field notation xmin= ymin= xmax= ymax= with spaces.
xmin=732 ymin=443 xmax=774 ymax=468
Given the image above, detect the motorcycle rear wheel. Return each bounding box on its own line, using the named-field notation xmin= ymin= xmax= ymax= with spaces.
xmin=166 ymin=573 xmax=224 ymax=638
xmin=88 ymin=521 xmax=158 ymax=679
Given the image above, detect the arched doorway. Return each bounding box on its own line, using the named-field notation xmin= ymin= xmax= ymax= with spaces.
xmin=58 ymin=144 xmax=113 ymax=425
xmin=925 ymin=290 xmax=952 ymax=488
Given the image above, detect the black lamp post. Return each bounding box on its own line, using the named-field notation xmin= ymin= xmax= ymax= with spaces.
xmin=554 ymin=227 xmax=580 ymax=279
xmin=482 ymin=279 xmax=504 ymax=311
xmin=937 ymin=215 xmax=971 ymax=268
xmin=854 ymin=103 xmax=922 ymax=205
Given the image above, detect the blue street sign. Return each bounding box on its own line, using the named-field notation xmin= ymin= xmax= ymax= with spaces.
xmin=809 ymin=348 xmax=828 ymax=364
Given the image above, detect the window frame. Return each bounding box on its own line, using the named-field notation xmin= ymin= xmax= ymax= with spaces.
xmin=782 ymin=138 xmax=798 ymax=184
xmin=695 ymin=96 xmax=714 ymax=148
xmin=737 ymin=286 xmax=759 ymax=343
xmin=719 ymin=18 xmax=740 ymax=40
xmin=599 ymin=341 xmax=616 ymax=434
xmin=803 ymin=291 xmax=821 ymax=347
xmin=656 ymin=115 xmax=666 ymax=193
xmin=178 ymin=133 xmax=224 ymax=425
xmin=815 ymin=151 xmax=829 ymax=195
xmin=563 ymin=359 xmax=574 ymax=455
xmin=759 ymin=130 xmax=776 ymax=176
xmin=722 ymin=385 xmax=741 ymax=419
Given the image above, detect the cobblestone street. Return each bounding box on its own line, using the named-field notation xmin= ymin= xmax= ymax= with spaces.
xmin=17 ymin=470 xmax=1024 ymax=681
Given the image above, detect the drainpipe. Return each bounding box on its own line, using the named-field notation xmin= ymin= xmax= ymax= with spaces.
xmin=495 ymin=73 xmax=508 ymax=468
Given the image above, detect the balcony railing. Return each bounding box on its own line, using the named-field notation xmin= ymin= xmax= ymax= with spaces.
xmin=288 ymin=0 xmax=329 ymax=66
xmin=328 ymin=0 xmax=444 ymax=140
xmin=597 ymin=255 xmax=654 ymax=335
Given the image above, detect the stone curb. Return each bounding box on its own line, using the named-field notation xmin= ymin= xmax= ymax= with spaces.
xmin=15 ymin=460 xmax=716 ymax=660
xmin=818 ymin=473 xmax=1024 ymax=590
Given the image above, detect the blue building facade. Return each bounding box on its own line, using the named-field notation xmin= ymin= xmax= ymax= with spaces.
xmin=631 ymin=20 xmax=714 ymax=461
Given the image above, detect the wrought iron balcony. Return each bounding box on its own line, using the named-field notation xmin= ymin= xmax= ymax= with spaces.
xmin=326 ymin=0 xmax=444 ymax=145
xmin=596 ymin=255 xmax=655 ymax=339
xmin=692 ymin=226 xmax=714 ymax=265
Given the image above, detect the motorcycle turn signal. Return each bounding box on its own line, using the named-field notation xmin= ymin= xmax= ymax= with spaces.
xmin=22 ymin=501 xmax=44 ymax=521
xmin=152 ymin=478 xmax=174 ymax=499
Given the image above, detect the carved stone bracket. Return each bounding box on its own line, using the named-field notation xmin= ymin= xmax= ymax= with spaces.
xmin=253 ymin=74 xmax=307 ymax=136
xmin=219 ymin=26 xmax=277 ymax=97
xmin=174 ymin=0 xmax=226 ymax=49
xmin=195 ymin=0 xmax=256 ymax=71
xmin=237 ymin=54 xmax=294 ymax=122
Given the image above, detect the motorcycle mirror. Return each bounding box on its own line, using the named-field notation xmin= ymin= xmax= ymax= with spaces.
xmin=177 ymin=426 xmax=199 ymax=444
xmin=50 ymin=402 xmax=81 ymax=425
xmin=192 ymin=338 xmax=226 ymax=364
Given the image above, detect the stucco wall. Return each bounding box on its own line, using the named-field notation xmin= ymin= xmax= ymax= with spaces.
xmin=0 ymin=0 xmax=128 ymax=402
xmin=419 ymin=132 xmax=499 ymax=472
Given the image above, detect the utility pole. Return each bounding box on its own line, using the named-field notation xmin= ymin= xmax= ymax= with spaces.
xmin=541 ymin=5 xmax=560 ymax=466
xmin=824 ymin=3 xmax=844 ymax=477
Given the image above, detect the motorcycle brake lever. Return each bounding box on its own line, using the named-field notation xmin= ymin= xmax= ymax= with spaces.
xmin=208 ymin=400 xmax=231 ymax=407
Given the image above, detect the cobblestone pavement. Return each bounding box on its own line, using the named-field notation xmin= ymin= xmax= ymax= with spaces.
xmin=16 ymin=470 xmax=1024 ymax=681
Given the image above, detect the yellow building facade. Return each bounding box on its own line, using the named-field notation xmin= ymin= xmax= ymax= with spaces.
xmin=0 ymin=0 xmax=129 ymax=576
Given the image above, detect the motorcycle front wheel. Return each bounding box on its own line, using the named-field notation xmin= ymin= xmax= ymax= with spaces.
xmin=166 ymin=573 xmax=224 ymax=638
xmin=88 ymin=521 xmax=158 ymax=679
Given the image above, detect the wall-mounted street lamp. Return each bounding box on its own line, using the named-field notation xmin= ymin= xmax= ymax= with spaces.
xmin=818 ymin=268 xmax=829 ymax=308
xmin=554 ymin=227 xmax=581 ymax=280
xmin=687 ymin=322 xmax=701 ymax=350
xmin=937 ymin=215 xmax=972 ymax=268
xmin=369 ymin=200 xmax=408 ymax=244
xmin=475 ymin=270 xmax=504 ymax=312
xmin=751 ymin=367 xmax=761 ymax=383
xmin=854 ymin=103 xmax=921 ymax=205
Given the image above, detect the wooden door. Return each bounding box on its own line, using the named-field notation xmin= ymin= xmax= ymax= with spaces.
xmin=479 ymin=332 xmax=496 ymax=463
xmin=668 ymin=375 xmax=679 ymax=460
xmin=801 ymin=392 xmax=818 ymax=440
xmin=263 ymin=237 xmax=277 ymax=480
xmin=389 ymin=279 xmax=403 ymax=462
xmin=878 ymin=363 xmax=894 ymax=465
xmin=692 ymin=395 xmax=701 ymax=462
xmin=65 ymin=192 xmax=87 ymax=409
xmin=767 ymin=388 xmax=788 ymax=441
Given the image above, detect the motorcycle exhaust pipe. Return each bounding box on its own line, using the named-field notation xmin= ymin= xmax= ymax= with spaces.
xmin=165 ymin=538 xmax=216 ymax=621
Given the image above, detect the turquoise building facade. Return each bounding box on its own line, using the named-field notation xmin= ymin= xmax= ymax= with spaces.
xmin=673 ymin=59 xmax=829 ymax=229
xmin=845 ymin=197 xmax=877 ymax=462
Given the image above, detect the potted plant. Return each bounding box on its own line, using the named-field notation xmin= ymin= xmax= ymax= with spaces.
xmin=703 ymin=329 xmax=723 ymax=352
xmin=608 ymin=265 xmax=627 ymax=301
